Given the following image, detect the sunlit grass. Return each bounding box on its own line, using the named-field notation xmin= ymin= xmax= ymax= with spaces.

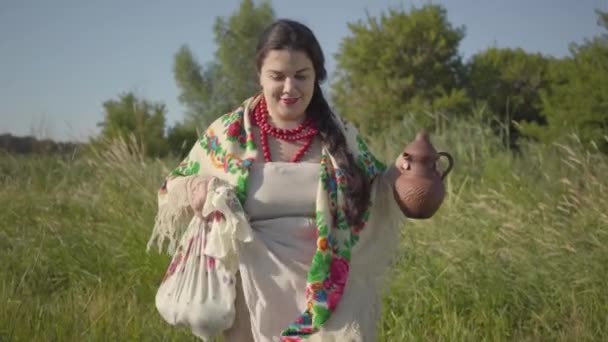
xmin=1 ymin=120 xmax=607 ymax=341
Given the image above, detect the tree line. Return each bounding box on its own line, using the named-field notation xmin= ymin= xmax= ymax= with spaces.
xmin=97 ymin=0 xmax=608 ymax=157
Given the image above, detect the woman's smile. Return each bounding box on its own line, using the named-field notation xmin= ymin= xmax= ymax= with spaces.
xmin=281 ymin=97 xmax=299 ymax=106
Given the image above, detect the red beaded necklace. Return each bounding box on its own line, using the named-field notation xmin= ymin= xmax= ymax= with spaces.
xmin=251 ymin=97 xmax=318 ymax=163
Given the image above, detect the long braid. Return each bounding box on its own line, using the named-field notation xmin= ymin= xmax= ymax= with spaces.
xmin=309 ymin=83 xmax=371 ymax=226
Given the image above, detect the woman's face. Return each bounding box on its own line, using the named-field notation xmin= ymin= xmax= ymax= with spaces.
xmin=258 ymin=49 xmax=316 ymax=124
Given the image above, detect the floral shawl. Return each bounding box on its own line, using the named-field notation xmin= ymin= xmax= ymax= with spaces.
xmin=147 ymin=94 xmax=387 ymax=340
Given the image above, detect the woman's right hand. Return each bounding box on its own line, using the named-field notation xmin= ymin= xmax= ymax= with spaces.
xmin=187 ymin=176 xmax=209 ymax=217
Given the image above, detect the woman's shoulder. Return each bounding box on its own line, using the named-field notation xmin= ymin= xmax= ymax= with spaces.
xmin=208 ymin=97 xmax=253 ymax=126
xmin=205 ymin=96 xmax=259 ymax=133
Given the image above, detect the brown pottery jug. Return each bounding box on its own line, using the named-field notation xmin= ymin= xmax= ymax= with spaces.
xmin=394 ymin=130 xmax=454 ymax=219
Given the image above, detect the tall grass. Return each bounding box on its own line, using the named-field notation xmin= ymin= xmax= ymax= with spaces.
xmin=0 ymin=138 xmax=197 ymax=341
xmin=1 ymin=119 xmax=607 ymax=341
xmin=376 ymin=115 xmax=608 ymax=341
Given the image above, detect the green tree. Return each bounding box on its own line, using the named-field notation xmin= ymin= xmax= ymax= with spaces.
xmin=332 ymin=4 xmax=469 ymax=135
xmin=213 ymin=0 xmax=274 ymax=103
xmin=173 ymin=47 xmax=229 ymax=128
xmin=97 ymin=92 xmax=168 ymax=157
xmin=520 ymin=10 xmax=608 ymax=152
xmin=467 ymin=48 xmax=551 ymax=147
xmin=173 ymin=0 xmax=275 ymax=128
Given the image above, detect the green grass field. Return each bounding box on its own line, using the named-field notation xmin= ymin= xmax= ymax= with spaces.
xmin=1 ymin=120 xmax=607 ymax=341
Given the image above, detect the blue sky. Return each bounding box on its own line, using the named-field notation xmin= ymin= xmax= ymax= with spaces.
xmin=1 ymin=0 xmax=606 ymax=141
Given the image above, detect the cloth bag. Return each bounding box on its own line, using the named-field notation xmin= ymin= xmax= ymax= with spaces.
xmin=154 ymin=179 xmax=253 ymax=341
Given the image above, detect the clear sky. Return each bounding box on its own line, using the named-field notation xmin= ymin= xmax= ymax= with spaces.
xmin=1 ymin=0 xmax=606 ymax=141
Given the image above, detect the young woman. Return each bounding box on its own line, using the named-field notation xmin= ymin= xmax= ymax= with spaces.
xmin=150 ymin=19 xmax=409 ymax=342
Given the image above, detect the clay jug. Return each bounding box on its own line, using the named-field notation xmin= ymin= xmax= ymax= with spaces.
xmin=394 ymin=130 xmax=454 ymax=219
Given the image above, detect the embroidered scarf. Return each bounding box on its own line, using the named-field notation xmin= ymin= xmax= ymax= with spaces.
xmin=149 ymin=95 xmax=386 ymax=340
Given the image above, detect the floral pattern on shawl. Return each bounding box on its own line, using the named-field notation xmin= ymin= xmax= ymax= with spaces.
xmin=150 ymin=95 xmax=387 ymax=341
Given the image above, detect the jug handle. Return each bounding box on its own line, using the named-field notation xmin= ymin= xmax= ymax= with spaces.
xmin=438 ymin=152 xmax=454 ymax=180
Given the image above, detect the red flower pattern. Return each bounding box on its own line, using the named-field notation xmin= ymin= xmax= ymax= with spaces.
xmin=227 ymin=121 xmax=242 ymax=138
xmin=329 ymin=257 xmax=349 ymax=287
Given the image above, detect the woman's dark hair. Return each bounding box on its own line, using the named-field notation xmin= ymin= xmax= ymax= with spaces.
xmin=255 ymin=19 xmax=371 ymax=226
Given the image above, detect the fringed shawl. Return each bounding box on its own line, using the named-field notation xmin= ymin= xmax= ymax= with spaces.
xmin=148 ymin=95 xmax=388 ymax=340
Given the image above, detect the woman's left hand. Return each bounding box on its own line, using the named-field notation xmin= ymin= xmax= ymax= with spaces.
xmin=394 ymin=152 xmax=407 ymax=172
xmin=385 ymin=152 xmax=406 ymax=185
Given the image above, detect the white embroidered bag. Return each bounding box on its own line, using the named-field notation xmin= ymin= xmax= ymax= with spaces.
xmin=154 ymin=179 xmax=253 ymax=341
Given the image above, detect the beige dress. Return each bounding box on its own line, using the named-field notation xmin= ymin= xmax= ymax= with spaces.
xmin=223 ymin=162 xmax=405 ymax=342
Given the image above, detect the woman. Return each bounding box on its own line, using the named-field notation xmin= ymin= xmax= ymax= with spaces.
xmin=149 ymin=19 xmax=408 ymax=342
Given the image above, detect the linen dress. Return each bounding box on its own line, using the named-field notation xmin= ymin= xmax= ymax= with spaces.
xmin=222 ymin=161 xmax=405 ymax=342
